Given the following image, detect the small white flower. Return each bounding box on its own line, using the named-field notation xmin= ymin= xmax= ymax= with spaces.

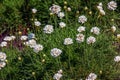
xmin=99 ymin=9 xmax=105 ymax=15
xmin=34 ymin=21 xmax=41 ymax=26
xmin=97 ymin=2 xmax=103 ymax=10
xmin=117 ymin=34 xmax=120 ymax=39
xmin=111 ymin=25 xmax=116 ymax=32
xmin=20 ymin=35 xmax=28 ymax=40
xmin=51 ymin=48 xmax=62 ymax=57
xmin=67 ymin=7 xmax=71 ymax=11
xmin=43 ymin=25 xmax=54 ymax=34
xmin=53 ymin=70 xmax=63 ymax=80
xmin=87 ymin=36 xmax=96 ymax=44
xmin=77 ymin=26 xmax=86 ymax=32
xmin=108 ymin=1 xmax=117 ymax=10
xmin=78 ymin=15 xmax=87 ymax=24
xmin=97 ymin=6 xmax=103 ymax=10
xmin=59 ymin=22 xmax=66 ymax=28
xmin=53 ymin=73 xmax=62 ymax=80
xmin=64 ymin=38 xmax=73 ymax=45
xmin=114 ymin=56 xmax=120 ymax=62
xmin=86 ymin=73 xmax=97 ymax=80
xmin=58 ymin=12 xmax=65 ymax=19
xmin=0 ymin=52 xmax=6 ymax=61
xmin=99 ymin=2 xmax=103 ymax=7
xmin=97 ymin=2 xmax=105 ymax=15
xmin=3 ymin=36 xmax=12 ymax=41
xmin=32 ymin=8 xmax=37 ymax=13
xmin=76 ymin=34 xmax=85 ymax=43
xmin=49 ymin=4 xmax=61 ymax=14
xmin=0 ymin=62 xmax=6 ymax=68
xmin=33 ymin=44 xmax=44 ymax=53
xmin=24 ymin=39 xmax=37 ymax=48
xmin=0 ymin=41 xmax=7 ymax=47
xmin=58 ymin=69 xmax=63 ymax=74
xmin=10 ymin=35 xmax=16 ymax=40
xmin=91 ymin=27 xmax=100 ymax=35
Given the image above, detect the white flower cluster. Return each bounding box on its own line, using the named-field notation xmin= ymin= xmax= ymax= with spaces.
xmin=49 ymin=4 xmax=65 ymax=19
xmin=31 ymin=8 xmax=41 ymax=27
xmin=32 ymin=8 xmax=37 ymax=13
xmin=3 ymin=35 xmax=16 ymax=41
xmin=97 ymin=2 xmax=105 ymax=15
xmin=77 ymin=26 xmax=86 ymax=32
xmin=87 ymin=36 xmax=96 ymax=44
xmin=34 ymin=20 xmax=41 ymax=26
xmin=86 ymin=73 xmax=97 ymax=80
xmin=76 ymin=34 xmax=85 ymax=43
xmin=43 ymin=25 xmax=54 ymax=34
xmin=53 ymin=69 xmax=63 ymax=80
xmin=58 ymin=12 xmax=65 ymax=19
xmin=33 ymin=44 xmax=44 ymax=53
xmin=0 ymin=35 xmax=16 ymax=47
xmin=0 ymin=52 xmax=7 ymax=70
xmin=51 ymin=48 xmax=62 ymax=57
xmin=64 ymin=38 xmax=73 ymax=45
xmin=49 ymin=4 xmax=61 ymax=14
xmin=114 ymin=56 xmax=120 ymax=62
xmin=111 ymin=25 xmax=116 ymax=33
xmin=24 ymin=34 xmax=43 ymax=53
xmin=107 ymin=1 xmax=117 ymax=10
xmin=0 ymin=41 xmax=7 ymax=47
xmin=76 ymin=26 xmax=100 ymax=44
xmin=59 ymin=22 xmax=66 ymax=28
xmin=20 ymin=35 xmax=28 ymax=41
xmin=90 ymin=27 xmax=100 ymax=35
xmin=78 ymin=15 xmax=87 ymax=24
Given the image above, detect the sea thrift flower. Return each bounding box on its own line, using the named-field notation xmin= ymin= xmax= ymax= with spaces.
xmin=111 ymin=25 xmax=116 ymax=32
xmin=77 ymin=26 xmax=86 ymax=32
xmin=53 ymin=69 xmax=63 ymax=80
xmin=10 ymin=36 xmax=16 ymax=40
xmin=87 ymin=36 xmax=96 ymax=44
xmin=20 ymin=35 xmax=28 ymax=41
xmin=67 ymin=7 xmax=71 ymax=11
xmin=43 ymin=25 xmax=54 ymax=34
xmin=58 ymin=12 xmax=65 ymax=19
xmin=97 ymin=2 xmax=105 ymax=15
xmin=49 ymin=4 xmax=61 ymax=14
xmin=76 ymin=34 xmax=85 ymax=43
xmin=0 ymin=52 xmax=6 ymax=61
xmin=0 ymin=62 xmax=6 ymax=70
xmin=99 ymin=9 xmax=105 ymax=15
xmin=0 ymin=41 xmax=7 ymax=47
xmin=3 ymin=36 xmax=12 ymax=41
xmin=114 ymin=56 xmax=120 ymax=62
xmin=58 ymin=69 xmax=63 ymax=74
xmin=108 ymin=1 xmax=117 ymax=10
xmin=59 ymin=22 xmax=66 ymax=28
xmin=97 ymin=2 xmax=103 ymax=10
xmin=24 ymin=39 xmax=37 ymax=48
xmin=64 ymin=38 xmax=73 ymax=45
xmin=33 ymin=44 xmax=44 ymax=53
xmin=34 ymin=21 xmax=41 ymax=26
xmin=78 ymin=15 xmax=87 ymax=24
xmin=32 ymin=8 xmax=37 ymax=13
xmin=117 ymin=34 xmax=120 ymax=39
xmin=86 ymin=73 xmax=97 ymax=80
xmin=91 ymin=27 xmax=100 ymax=35
xmin=51 ymin=48 xmax=62 ymax=57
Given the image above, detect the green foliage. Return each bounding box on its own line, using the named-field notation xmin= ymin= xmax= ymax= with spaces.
xmin=0 ymin=0 xmax=120 ymax=80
